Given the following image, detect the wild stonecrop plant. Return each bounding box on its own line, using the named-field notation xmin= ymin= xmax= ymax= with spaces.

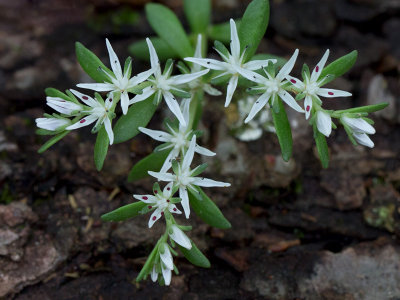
xmin=35 ymin=0 xmax=387 ymax=286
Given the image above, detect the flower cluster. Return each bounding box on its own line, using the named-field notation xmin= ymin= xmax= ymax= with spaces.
xmin=35 ymin=0 xmax=386 ymax=288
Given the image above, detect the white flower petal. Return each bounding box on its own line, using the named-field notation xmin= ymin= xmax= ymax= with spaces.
xmin=139 ymin=127 xmax=172 ymax=142
xmin=76 ymin=83 xmax=115 ymax=92
xmin=179 ymin=186 xmax=190 ymax=219
xmin=148 ymin=171 xmax=175 ymax=182
xmin=276 ymin=49 xmax=299 ymax=81
xmin=192 ymin=177 xmax=231 ymax=187
xmin=229 ymin=18 xmax=240 ymax=59
xmin=148 ymin=207 xmax=163 ymax=228
xmin=317 ymin=88 xmax=352 ymax=98
xmin=103 ymin=116 xmax=114 ymax=145
xmin=36 ymin=118 xmax=69 ymax=131
xmin=120 ymin=91 xmax=130 ymax=115
xmin=237 ymin=68 xmax=265 ymax=84
xmin=70 ymin=89 xmax=98 ymax=107
xmin=161 ymin=263 xmax=172 ymax=286
xmin=46 ymin=97 xmax=82 ymax=115
xmin=163 ymin=91 xmax=186 ymax=127
xmin=195 ymin=145 xmax=215 ymax=156
xmin=180 ymin=98 xmax=191 ymax=130
xmin=170 ymin=225 xmax=192 ymax=249
xmin=225 ymin=75 xmax=238 ymax=107
xmin=170 ymin=69 xmax=209 ymax=86
xmin=66 ymin=114 xmax=98 ymax=130
xmin=181 ymin=136 xmax=196 ymax=171
xmin=285 ymin=75 xmax=305 ymax=90
xmin=163 ymin=182 xmax=174 ymax=198
xmin=159 ymin=149 xmax=178 ymax=173
xmin=353 ymin=132 xmax=374 ymax=148
xmin=311 ymin=49 xmax=329 ymax=82
xmin=146 ymin=38 xmax=162 ymax=78
xmin=133 ymin=194 xmax=157 ymax=203
xmin=128 ymin=68 xmax=154 ymax=87
xmin=316 ymin=110 xmax=332 ymax=137
xmin=160 ymin=244 xmax=174 ymax=270
xmin=304 ymin=95 xmax=313 ymax=119
xmin=243 ymin=59 xmax=277 ymax=71
xmin=106 ymin=39 xmax=123 ymax=79
xmin=244 ymin=92 xmax=270 ymax=123
xmin=184 ymin=57 xmax=228 ymax=71
xmin=278 ymin=90 xmax=304 ymax=113
xmin=342 ymin=117 xmax=376 ymax=134
xmin=169 ymin=204 xmax=181 ymax=214
xmin=129 ymin=86 xmax=155 ymax=104
xmin=151 ymin=266 xmax=158 ymax=282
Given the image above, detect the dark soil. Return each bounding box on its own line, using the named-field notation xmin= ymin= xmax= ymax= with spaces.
xmin=1 ymin=0 xmax=400 ymax=299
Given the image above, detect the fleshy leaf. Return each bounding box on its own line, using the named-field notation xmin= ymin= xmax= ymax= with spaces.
xmin=145 ymin=3 xmax=193 ymax=59
xmin=101 ymin=201 xmax=147 ymax=222
xmin=336 ymin=103 xmax=388 ymax=114
xmin=183 ymin=0 xmax=211 ymax=33
xmin=238 ymin=0 xmax=270 ymax=62
xmin=128 ymin=149 xmax=171 ymax=182
xmin=188 ymin=188 xmax=231 ymax=229
xmin=38 ymin=131 xmax=69 ymax=153
xmin=313 ymin=124 xmax=329 ymax=168
xmin=75 ymin=42 xmax=113 ymax=83
xmin=320 ymin=50 xmax=358 ymax=82
xmin=272 ymin=99 xmax=293 ymax=161
xmin=94 ymin=125 xmax=109 ymax=171
xmin=45 ymin=88 xmax=72 ymax=101
xmin=179 ymin=240 xmax=210 ymax=268
xmin=113 ymin=96 xmax=158 ymax=144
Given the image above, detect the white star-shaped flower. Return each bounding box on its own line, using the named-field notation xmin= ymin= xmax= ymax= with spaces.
xmin=185 ymin=19 xmax=277 ymax=107
xmin=130 ymin=38 xmax=209 ymax=127
xmin=139 ymin=98 xmax=215 ymax=173
xmin=238 ymin=49 xmax=304 ymax=123
xmin=65 ymin=89 xmax=115 ymax=145
xmin=133 ymin=182 xmax=181 ymax=228
xmin=286 ymin=49 xmax=352 ymax=119
xmin=148 ymin=135 xmax=230 ymax=218
xmin=341 ymin=116 xmax=375 ymax=148
xmin=77 ymin=39 xmax=153 ymax=115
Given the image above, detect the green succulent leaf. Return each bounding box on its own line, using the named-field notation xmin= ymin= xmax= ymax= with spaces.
xmin=313 ymin=124 xmax=329 ymax=168
xmin=179 ymin=240 xmax=210 ymax=268
xmin=145 ymin=3 xmax=193 ymax=59
xmin=272 ymin=98 xmax=293 ymax=161
xmin=101 ymin=201 xmax=147 ymax=222
xmin=38 ymin=131 xmax=70 ymax=153
xmin=188 ymin=187 xmax=231 ymax=229
xmin=94 ymin=125 xmax=109 ymax=171
xmin=336 ymin=103 xmax=388 ymax=114
xmin=128 ymin=149 xmax=171 ymax=182
xmin=238 ymin=0 xmax=270 ymax=62
xmin=184 ymin=0 xmax=211 ymax=33
xmin=113 ymin=96 xmax=158 ymax=144
xmin=320 ymin=50 xmax=358 ymax=83
xmin=45 ymin=88 xmax=72 ymax=101
xmin=75 ymin=42 xmax=113 ymax=83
